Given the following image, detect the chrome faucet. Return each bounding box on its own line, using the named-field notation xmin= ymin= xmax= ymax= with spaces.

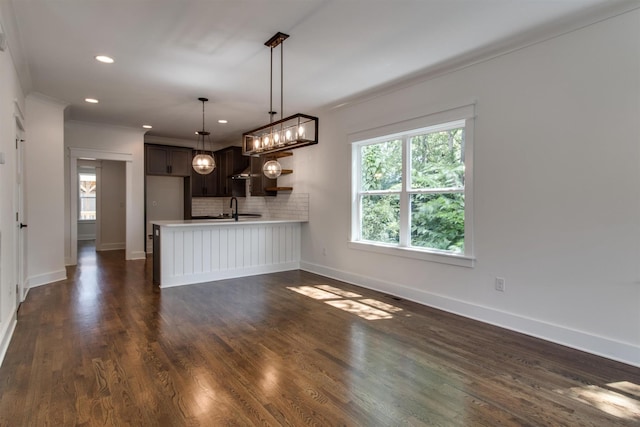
xmin=230 ymin=196 xmax=238 ymax=221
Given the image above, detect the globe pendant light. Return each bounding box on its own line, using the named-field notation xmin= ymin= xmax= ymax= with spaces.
xmin=192 ymin=97 xmax=216 ymax=175
xmin=262 ymin=159 xmax=282 ymax=179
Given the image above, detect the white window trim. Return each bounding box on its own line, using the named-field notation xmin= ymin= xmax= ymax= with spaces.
xmin=349 ymin=104 xmax=475 ymax=268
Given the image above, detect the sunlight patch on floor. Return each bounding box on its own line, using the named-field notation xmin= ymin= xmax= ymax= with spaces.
xmin=315 ymin=284 xmax=362 ymax=298
xmin=325 ymin=300 xmax=393 ymax=320
xmin=609 ymin=381 xmax=640 ymax=398
xmin=359 ymin=298 xmax=403 ymax=313
xmin=555 ymin=382 xmax=640 ymax=421
xmin=287 ymin=284 xmax=402 ymax=320
xmin=287 ymin=286 xmax=341 ymax=300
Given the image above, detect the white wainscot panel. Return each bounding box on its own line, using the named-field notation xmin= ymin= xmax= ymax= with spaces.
xmin=158 ymin=222 xmax=301 ymax=288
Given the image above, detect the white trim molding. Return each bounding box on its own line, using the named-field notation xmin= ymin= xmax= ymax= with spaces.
xmin=0 ymin=314 xmax=17 ymax=368
xmin=96 ymin=242 xmax=125 ymax=251
xmin=26 ymin=269 xmax=67 ymax=289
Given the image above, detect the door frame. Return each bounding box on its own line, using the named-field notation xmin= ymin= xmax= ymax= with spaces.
xmin=14 ymin=102 xmax=26 ymax=305
xmin=68 ymin=148 xmax=133 ymax=265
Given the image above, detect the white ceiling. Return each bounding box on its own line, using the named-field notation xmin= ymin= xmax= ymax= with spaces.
xmin=1 ymin=0 xmax=629 ymax=146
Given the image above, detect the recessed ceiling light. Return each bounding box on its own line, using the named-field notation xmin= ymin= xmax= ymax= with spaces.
xmin=85 ymin=98 xmax=99 ymax=103
xmin=142 ymin=125 xmax=152 ymax=129
xmin=95 ymin=55 xmax=114 ymax=64
xmin=218 ymin=119 xmax=228 ymax=124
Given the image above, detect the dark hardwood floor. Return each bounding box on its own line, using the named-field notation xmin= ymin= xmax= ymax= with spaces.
xmin=0 ymin=241 xmax=638 ymax=426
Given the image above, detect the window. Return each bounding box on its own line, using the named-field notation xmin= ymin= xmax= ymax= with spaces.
xmin=79 ymin=172 xmax=96 ymax=220
xmin=350 ymin=105 xmax=474 ymax=267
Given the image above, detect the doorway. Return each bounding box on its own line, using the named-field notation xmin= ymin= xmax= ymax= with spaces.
xmin=68 ymin=148 xmax=133 ymax=265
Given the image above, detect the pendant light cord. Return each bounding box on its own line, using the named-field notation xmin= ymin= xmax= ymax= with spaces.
xmin=269 ymin=46 xmax=273 ymax=124
xmin=201 ymin=99 xmax=205 ymax=134
xmin=269 ymin=41 xmax=285 ymax=124
xmin=280 ymin=42 xmax=284 ymax=122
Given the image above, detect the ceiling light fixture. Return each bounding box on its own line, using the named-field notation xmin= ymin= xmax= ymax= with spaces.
xmin=142 ymin=125 xmax=152 ymax=129
xmin=242 ymin=32 xmax=318 ymax=176
xmin=218 ymin=119 xmax=228 ymax=124
xmin=95 ymin=55 xmax=114 ymax=64
xmin=85 ymin=98 xmax=99 ymax=103
xmin=192 ymin=97 xmax=216 ymax=175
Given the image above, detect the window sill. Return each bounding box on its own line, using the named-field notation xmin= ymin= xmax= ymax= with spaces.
xmin=78 ymin=220 xmax=96 ymax=224
xmin=348 ymin=241 xmax=475 ymax=268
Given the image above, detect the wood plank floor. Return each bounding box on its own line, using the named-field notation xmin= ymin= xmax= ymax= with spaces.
xmin=0 ymin=242 xmax=638 ymax=426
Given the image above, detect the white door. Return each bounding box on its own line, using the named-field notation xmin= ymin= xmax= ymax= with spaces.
xmin=15 ymin=135 xmax=26 ymax=305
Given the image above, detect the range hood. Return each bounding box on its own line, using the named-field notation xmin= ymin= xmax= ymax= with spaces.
xmin=231 ymin=166 xmax=251 ymax=180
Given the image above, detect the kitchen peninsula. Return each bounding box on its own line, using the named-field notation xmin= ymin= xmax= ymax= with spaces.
xmin=152 ymin=218 xmax=306 ymax=288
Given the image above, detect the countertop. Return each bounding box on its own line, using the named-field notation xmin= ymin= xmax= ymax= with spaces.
xmin=151 ymin=219 xmax=307 ymax=228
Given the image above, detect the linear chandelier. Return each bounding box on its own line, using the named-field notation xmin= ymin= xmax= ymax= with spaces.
xmin=242 ymin=32 xmax=318 ymax=161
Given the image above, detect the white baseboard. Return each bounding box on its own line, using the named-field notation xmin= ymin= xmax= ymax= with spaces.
xmin=300 ymin=261 xmax=640 ymax=368
xmin=0 ymin=312 xmax=17 ymax=368
xmin=26 ymin=269 xmax=67 ymax=289
xmin=78 ymin=234 xmax=96 ymax=241
xmin=127 ymin=250 xmax=147 ymax=261
xmin=96 ymin=242 xmax=125 ymax=251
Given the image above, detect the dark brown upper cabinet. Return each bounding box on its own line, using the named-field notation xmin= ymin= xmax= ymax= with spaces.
xmin=217 ymin=146 xmax=249 ymax=197
xmin=145 ymin=144 xmax=192 ymax=177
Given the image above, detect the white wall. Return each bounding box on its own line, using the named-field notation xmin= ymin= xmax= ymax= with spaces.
xmin=64 ymin=121 xmax=146 ymax=262
xmin=297 ymin=9 xmax=640 ymax=366
xmin=98 ymin=160 xmax=126 ymax=250
xmin=77 ymin=221 xmax=95 ymax=240
xmin=0 ymin=6 xmax=25 ymax=363
xmin=24 ymin=94 xmax=67 ymax=288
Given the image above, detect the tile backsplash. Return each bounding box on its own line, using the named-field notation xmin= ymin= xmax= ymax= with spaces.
xmin=192 ymin=193 xmax=309 ymax=221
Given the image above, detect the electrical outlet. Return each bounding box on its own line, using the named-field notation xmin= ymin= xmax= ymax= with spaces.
xmin=495 ymin=277 xmax=506 ymax=292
